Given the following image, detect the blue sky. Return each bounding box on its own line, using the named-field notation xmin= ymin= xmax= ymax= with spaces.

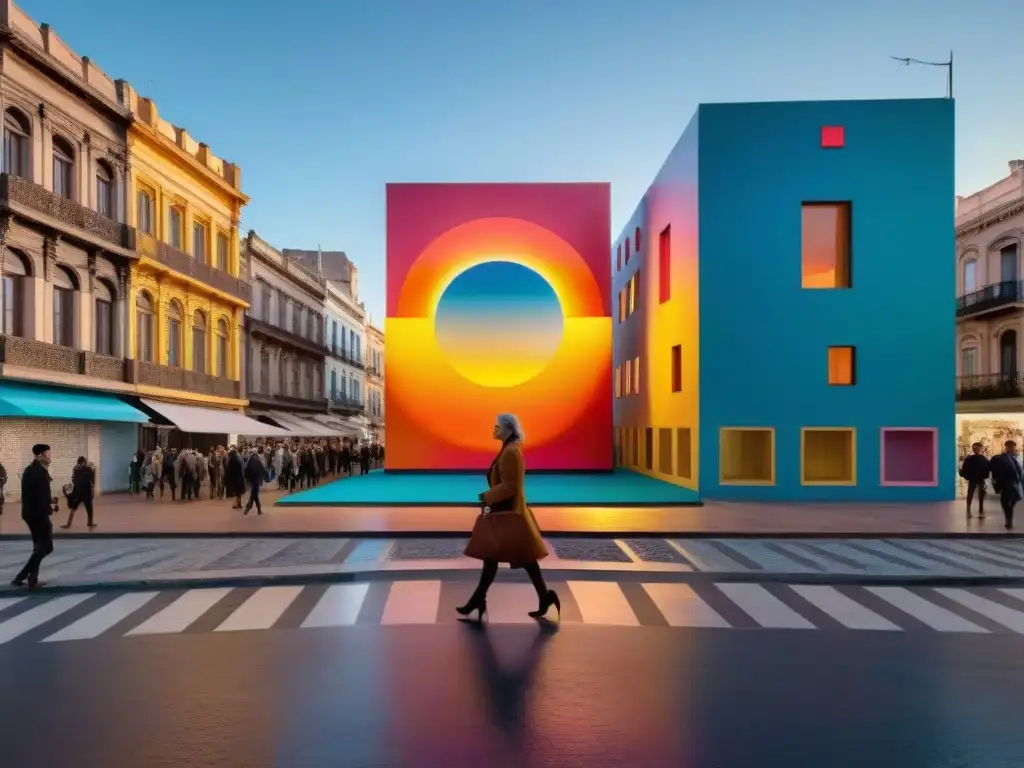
xmin=24 ymin=0 xmax=1023 ymax=322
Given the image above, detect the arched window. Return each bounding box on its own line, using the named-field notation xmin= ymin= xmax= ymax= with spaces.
xmin=625 ymin=237 xmax=631 ymax=263
xmin=635 ymin=226 xmax=642 ymax=253
xmin=215 ymin=317 xmax=229 ymax=377
xmin=136 ymin=189 xmax=154 ymax=235
xmin=3 ymin=108 xmax=31 ymax=178
xmin=52 ymin=266 xmax=78 ymax=347
xmin=962 ymin=258 xmax=978 ymax=294
xmin=136 ymin=291 xmax=155 ymax=362
xmin=52 ymin=135 xmax=75 ymax=200
xmin=96 ymin=161 xmax=114 ymax=219
xmin=94 ymin=279 xmax=115 ymax=355
xmin=192 ymin=309 xmax=207 ymax=373
xmin=167 ymin=299 xmax=183 ymax=368
xmin=960 ymin=344 xmax=979 ymax=378
xmin=330 ymin=369 xmax=338 ymax=399
xmin=1 ymin=249 xmax=30 ymax=337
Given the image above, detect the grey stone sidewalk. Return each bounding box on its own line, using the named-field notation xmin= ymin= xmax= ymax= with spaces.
xmin=0 ymin=536 xmax=1023 ymax=592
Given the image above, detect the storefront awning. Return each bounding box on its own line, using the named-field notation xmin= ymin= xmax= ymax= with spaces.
xmin=0 ymin=381 xmax=149 ymax=423
xmin=140 ymin=399 xmax=290 ymax=436
xmin=312 ymin=414 xmax=362 ymax=438
xmin=268 ymin=411 xmax=338 ymax=437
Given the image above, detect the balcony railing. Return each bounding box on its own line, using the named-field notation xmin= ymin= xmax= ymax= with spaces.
xmin=1 ymin=173 xmax=135 ymax=250
xmin=137 ymin=233 xmax=251 ymax=304
xmin=247 ymin=316 xmax=328 ymax=358
xmin=957 ymin=373 xmax=1024 ymax=401
xmin=329 ymin=394 xmax=364 ymax=412
xmin=957 ymin=281 xmax=1024 ymax=318
xmin=0 ymin=334 xmax=127 ymax=382
xmin=366 ymin=366 xmax=383 ymax=381
xmin=247 ymin=389 xmax=328 ymax=411
xmin=133 ymin=360 xmax=240 ymax=399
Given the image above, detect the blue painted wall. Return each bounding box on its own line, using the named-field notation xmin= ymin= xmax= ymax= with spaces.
xmin=697 ymin=99 xmax=955 ymax=501
xmin=100 ymin=422 xmax=137 ymax=492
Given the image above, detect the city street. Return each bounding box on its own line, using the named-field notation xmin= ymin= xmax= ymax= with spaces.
xmin=0 ymin=605 xmax=1022 ymax=767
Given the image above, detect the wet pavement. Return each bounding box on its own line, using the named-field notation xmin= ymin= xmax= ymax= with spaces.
xmin=0 ymin=621 xmax=1021 ymax=767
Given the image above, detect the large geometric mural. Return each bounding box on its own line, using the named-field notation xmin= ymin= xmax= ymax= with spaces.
xmin=385 ymin=183 xmax=613 ymax=470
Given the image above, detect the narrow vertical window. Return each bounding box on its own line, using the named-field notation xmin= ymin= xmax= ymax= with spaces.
xmin=625 ymin=359 xmax=632 ymax=395
xmin=633 ymin=355 xmax=640 ymax=394
xmin=671 ymin=344 xmax=682 ymax=392
xmin=659 ymin=225 xmax=671 ymax=303
xmin=801 ymin=202 xmax=851 ymax=289
xmin=827 ymin=346 xmax=855 ymax=385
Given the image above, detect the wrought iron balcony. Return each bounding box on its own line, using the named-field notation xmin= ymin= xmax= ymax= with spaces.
xmin=247 ymin=316 xmax=328 ymax=358
xmin=131 ymin=360 xmax=240 ymax=399
xmin=956 ymin=373 xmax=1024 ymax=401
xmin=137 ymin=233 xmax=252 ymax=304
xmin=0 ymin=173 xmax=135 ymax=251
xmin=248 ymin=389 xmax=328 ymax=412
xmin=329 ymin=394 xmax=364 ymax=413
xmin=957 ymin=281 xmax=1024 ymax=318
xmin=0 ymin=334 xmax=127 ymax=382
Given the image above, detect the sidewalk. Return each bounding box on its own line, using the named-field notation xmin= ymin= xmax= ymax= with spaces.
xmin=1 ymin=533 xmax=1023 ymax=594
xmin=0 ymin=488 xmax=1003 ymax=538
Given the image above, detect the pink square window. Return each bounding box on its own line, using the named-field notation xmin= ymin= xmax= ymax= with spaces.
xmin=821 ymin=126 xmax=845 ymax=149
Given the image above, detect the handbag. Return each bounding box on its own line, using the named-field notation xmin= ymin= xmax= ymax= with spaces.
xmin=465 ymin=510 xmax=533 ymax=561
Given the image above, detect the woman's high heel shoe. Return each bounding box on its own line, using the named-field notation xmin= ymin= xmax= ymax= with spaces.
xmin=529 ymin=589 xmax=561 ymax=619
xmin=456 ymin=596 xmax=487 ymax=622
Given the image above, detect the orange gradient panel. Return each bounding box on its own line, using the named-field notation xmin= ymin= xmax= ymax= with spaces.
xmin=386 ymin=183 xmax=612 ymax=471
xmin=801 ymin=203 xmax=850 ymax=288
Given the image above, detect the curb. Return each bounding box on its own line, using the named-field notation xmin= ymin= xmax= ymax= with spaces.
xmin=2 ymin=530 xmax=1022 ymax=541
xmin=4 ymin=568 xmax=1024 ymax=596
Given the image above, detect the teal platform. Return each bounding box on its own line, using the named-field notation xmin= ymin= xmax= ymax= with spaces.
xmin=276 ymin=469 xmax=701 ymax=507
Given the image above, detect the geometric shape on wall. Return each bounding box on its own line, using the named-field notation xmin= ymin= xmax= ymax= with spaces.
xmin=385 ymin=182 xmax=612 ymax=471
xmin=435 ymin=261 xmax=563 ymax=388
xmin=827 ymin=345 xmax=856 ymax=385
xmin=881 ymin=428 xmax=937 ymax=486
xmin=658 ymin=427 xmax=673 ymax=474
xmin=802 ymin=202 xmax=851 ymax=289
xmin=676 ymin=427 xmax=692 ymax=479
xmin=801 ymin=427 xmax=856 ymax=485
xmin=719 ymin=427 xmax=775 ymax=485
xmin=820 ymin=125 xmax=845 ymax=149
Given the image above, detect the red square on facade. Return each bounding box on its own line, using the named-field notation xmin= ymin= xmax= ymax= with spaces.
xmin=821 ymin=125 xmax=845 ymax=148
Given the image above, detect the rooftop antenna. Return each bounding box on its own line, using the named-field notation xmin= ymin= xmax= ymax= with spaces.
xmin=317 ymin=243 xmax=323 ymax=279
xmin=890 ymin=51 xmax=953 ymax=98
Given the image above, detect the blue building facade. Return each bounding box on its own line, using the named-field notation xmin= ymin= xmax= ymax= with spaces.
xmin=613 ymin=98 xmax=955 ymax=502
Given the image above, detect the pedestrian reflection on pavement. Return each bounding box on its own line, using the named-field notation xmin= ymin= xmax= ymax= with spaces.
xmin=464 ymin=622 xmax=558 ymax=741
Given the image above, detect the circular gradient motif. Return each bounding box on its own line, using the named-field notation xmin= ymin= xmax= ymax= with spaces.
xmin=435 ymin=261 xmax=563 ymax=388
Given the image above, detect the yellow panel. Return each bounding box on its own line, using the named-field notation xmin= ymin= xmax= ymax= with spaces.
xmin=801 ymin=428 xmax=856 ymax=485
xmin=720 ymin=428 xmax=775 ymax=485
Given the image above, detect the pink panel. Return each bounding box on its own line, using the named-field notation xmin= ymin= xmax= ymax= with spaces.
xmin=821 ymin=125 xmax=845 ymax=149
xmin=881 ymin=428 xmax=937 ymax=486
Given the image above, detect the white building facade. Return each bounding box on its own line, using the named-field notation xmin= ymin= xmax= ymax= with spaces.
xmin=323 ymin=278 xmax=367 ymax=437
xmin=366 ymin=323 xmax=384 ymax=444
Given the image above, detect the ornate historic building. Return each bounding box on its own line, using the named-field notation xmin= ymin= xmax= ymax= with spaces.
xmin=0 ymin=3 xmax=143 ymax=497
xmin=366 ymin=323 xmax=384 ymax=444
xmin=243 ymin=232 xmax=347 ymax=438
xmin=117 ymin=81 xmax=277 ymax=449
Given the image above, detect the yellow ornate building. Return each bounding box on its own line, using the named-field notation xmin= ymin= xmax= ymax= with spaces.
xmin=117 ymin=82 xmax=250 ymax=416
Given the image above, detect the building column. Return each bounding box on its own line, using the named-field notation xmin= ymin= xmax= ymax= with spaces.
xmin=40 ymin=235 xmax=59 ymax=343
xmin=80 ymin=252 xmax=97 ymax=351
xmin=236 ymin=306 xmax=246 ymax=398
xmin=122 ymin=160 xmax=132 ymax=226
xmin=119 ymin=264 xmax=131 ymax=359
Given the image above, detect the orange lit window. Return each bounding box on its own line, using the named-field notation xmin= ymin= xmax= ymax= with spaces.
xmin=828 ymin=346 xmax=855 ymax=385
xmin=802 ymin=202 xmax=851 ymax=288
xmin=635 ymin=226 xmax=642 ymax=253
xmin=628 ymin=274 xmax=636 ymax=316
xmin=625 ymin=238 xmax=631 ymax=264
xmin=618 ymin=289 xmax=626 ymax=322
xmin=617 ymin=244 xmax=622 ymax=271
xmin=671 ymin=344 xmax=682 ymax=392
xmin=659 ymin=225 xmax=671 ymax=303
xmin=625 ymin=359 xmax=632 ymax=395
xmin=633 ymin=356 xmax=640 ymax=394
xmin=614 ymin=366 xmax=622 ymax=397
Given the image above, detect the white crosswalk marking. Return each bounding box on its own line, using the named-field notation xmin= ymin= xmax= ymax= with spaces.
xmin=381 ymin=581 xmax=441 ymax=625
xmin=126 ymin=589 xmax=233 ymax=635
xmin=789 ymin=585 xmax=900 ymax=631
xmin=567 ymin=581 xmax=640 ymax=626
xmin=936 ymin=589 xmax=1024 ymax=634
xmin=716 ymin=583 xmax=814 ymax=629
xmin=642 ymin=583 xmax=730 ymax=628
xmin=0 ymin=594 xmax=95 ymax=644
xmin=0 ymin=597 xmax=26 ymax=614
xmin=302 ymin=584 xmax=369 ymax=628
xmin=44 ymin=592 xmax=158 ymax=642
xmin=866 ymin=587 xmax=987 ymax=633
xmin=214 ymin=586 xmax=303 ymax=632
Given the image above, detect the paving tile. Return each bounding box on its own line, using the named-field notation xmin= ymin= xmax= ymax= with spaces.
xmin=388 ymin=539 xmax=469 ymax=560
xmin=550 ymin=539 xmax=632 ymax=563
xmin=622 ymin=538 xmax=689 ymax=564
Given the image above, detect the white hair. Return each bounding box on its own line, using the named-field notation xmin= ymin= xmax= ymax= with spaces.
xmin=496 ymin=413 xmax=525 ymax=443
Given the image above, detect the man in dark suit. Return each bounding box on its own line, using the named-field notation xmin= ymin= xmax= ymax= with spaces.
xmin=959 ymin=442 xmax=991 ymax=519
xmin=990 ymin=440 xmax=1024 ymax=531
xmin=11 ymin=444 xmax=55 ymax=589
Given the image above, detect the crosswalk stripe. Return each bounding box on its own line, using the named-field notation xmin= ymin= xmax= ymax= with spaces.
xmin=866 ymin=587 xmax=988 ymax=633
xmin=0 ymin=597 xmax=26 ymax=614
xmin=301 ymin=584 xmax=369 ymax=628
xmin=936 ymin=589 xmax=1024 ymax=633
xmin=482 ymin=583 xmax=544 ymax=624
xmin=44 ymin=592 xmax=158 ymax=642
xmin=716 ymin=583 xmax=814 ymax=629
xmin=0 ymin=594 xmax=95 ymax=644
xmin=214 ymin=586 xmax=303 ymax=632
xmin=789 ymin=585 xmax=900 ymax=631
xmin=126 ymin=588 xmax=233 ymax=635
xmin=642 ymin=583 xmax=730 ymax=627
xmin=567 ymin=581 xmax=640 ymax=626
xmin=381 ymin=581 xmax=442 ymax=624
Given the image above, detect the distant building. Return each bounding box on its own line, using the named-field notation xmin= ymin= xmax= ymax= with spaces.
xmin=366 ymin=324 xmax=385 ymax=443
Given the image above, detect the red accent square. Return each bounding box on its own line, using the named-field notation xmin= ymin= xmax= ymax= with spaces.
xmin=821 ymin=125 xmax=844 ymax=148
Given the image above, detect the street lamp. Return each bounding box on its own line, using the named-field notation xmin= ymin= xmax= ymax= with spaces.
xmin=890 ymin=52 xmax=953 ymax=98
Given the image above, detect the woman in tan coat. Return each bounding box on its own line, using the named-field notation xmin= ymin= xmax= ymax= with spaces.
xmin=458 ymin=413 xmax=559 ymax=621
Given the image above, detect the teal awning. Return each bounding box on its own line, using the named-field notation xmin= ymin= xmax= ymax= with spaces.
xmin=0 ymin=381 xmax=150 ymax=423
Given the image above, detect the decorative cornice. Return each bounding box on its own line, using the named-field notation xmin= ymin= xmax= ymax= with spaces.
xmin=956 ymin=198 xmax=1024 ymax=241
